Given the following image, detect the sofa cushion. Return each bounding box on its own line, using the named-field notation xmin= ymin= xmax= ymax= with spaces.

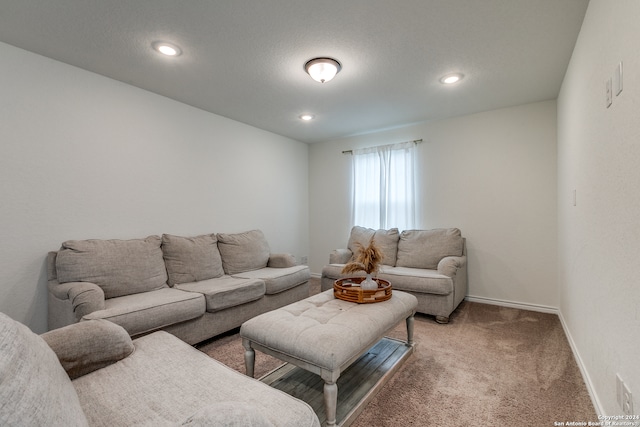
xmin=321 ymin=263 xmax=361 ymax=281
xmin=181 ymin=403 xmax=275 ymax=427
xmin=379 ymin=266 xmax=454 ymax=295
xmin=322 ymin=264 xmax=453 ymax=295
xmin=56 ymin=236 xmax=168 ymax=299
xmin=396 ymin=228 xmax=463 ymax=269
xmin=71 ymin=331 xmax=320 ymax=427
xmin=267 ymin=253 xmax=298 ymax=268
xmin=82 ymin=288 xmax=205 ymax=337
xmin=347 ymin=226 xmax=399 ymax=266
xmin=176 ymin=276 xmax=265 ymax=312
xmin=162 ymin=234 xmax=225 ymax=286
xmin=217 ymin=230 xmax=270 ymax=275
xmin=0 ymin=312 xmax=89 ymax=426
xmin=232 ymin=265 xmax=310 ymax=295
xmin=41 ymin=319 xmax=134 ymax=380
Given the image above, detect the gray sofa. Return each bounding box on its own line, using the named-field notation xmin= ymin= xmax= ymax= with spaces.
xmin=0 ymin=312 xmax=320 ymax=427
xmin=48 ymin=230 xmax=310 ymax=344
xmin=321 ymin=227 xmax=467 ymax=323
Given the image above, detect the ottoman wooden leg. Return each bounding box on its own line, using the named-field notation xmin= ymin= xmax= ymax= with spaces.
xmin=321 ymin=369 xmax=340 ymax=426
xmin=241 ymin=338 xmax=255 ymax=378
xmin=406 ymin=314 xmax=414 ymax=346
xmin=323 ymin=381 xmax=338 ymax=426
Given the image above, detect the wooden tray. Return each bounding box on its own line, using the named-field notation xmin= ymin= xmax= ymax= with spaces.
xmin=333 ymin=277 xmax=392 ymax=303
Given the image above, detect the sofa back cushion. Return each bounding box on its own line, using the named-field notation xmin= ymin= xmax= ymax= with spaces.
xmin=0 ymin=312 xmax=89 ymax=426
xmin=161 ymin=234 xmax=225 ymax=286
xmin=396 ymin=228 xmax=463 ymax=269
xmin=217 ymin=230 xmax=271 ymax=275
xmin=347 ymin=226 xmax=400 ymax=266
xmin=56 ymin=236 xmax=168 ymax=299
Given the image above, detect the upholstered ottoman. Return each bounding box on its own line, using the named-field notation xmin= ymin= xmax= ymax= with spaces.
xmin=240 ymin=289 xmax=418 ymax=426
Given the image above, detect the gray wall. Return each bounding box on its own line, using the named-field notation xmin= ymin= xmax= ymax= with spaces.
xmin=558 ymin=0 xmax=640 ymax=416
xmin=309 ymin=100 xmax=558 ymax=308
xmin=0 ymin=42 xmax=310 ymax=333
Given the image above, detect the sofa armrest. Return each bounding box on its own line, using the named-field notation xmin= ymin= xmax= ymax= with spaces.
xmin=437 ymin=255 xmax=467 ymax=278
xmin=48 ymin=280 xmax=105 ymax=321
xmin=267 ymin=253 xmax=298 ymax=268
xmin=41 ymin=319 xmax=134 ymax=380
xmin=329 ymin=249 xmax=352 ymax=264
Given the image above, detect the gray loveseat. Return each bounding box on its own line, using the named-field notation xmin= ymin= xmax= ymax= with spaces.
xmin=48 ymin=230 xmax=310 ymax=344
xmin=321 ymin=227 xmax=467 ymax=323
xmin=0 ymin=312 xmax=320 ymax=427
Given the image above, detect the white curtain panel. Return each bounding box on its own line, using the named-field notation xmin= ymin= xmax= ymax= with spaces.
xmin=351 ymin=141 xmax=416 ymax=230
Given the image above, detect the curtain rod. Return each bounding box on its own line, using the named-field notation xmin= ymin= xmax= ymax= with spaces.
xmin=342 ymin=138 xmax=423 ymax=154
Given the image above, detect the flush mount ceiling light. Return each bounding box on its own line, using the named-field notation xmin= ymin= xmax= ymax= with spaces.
xmin=305 ymin=58 xmax=342 ymax=83
xmin=152 ymin=41 xmax=182 ymax=57
xmin=440 ymin=73 xmax=464 ymax=84
xmin=299 ymin=114 xmax=315 ymax=121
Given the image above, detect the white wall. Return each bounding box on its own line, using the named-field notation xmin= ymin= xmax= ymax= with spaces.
xmin=310 ymin=100 xmax=558 ymax=308
xmin=557 ymin=0 xmax=640 ymax=416
xmin=0 ymin=42 xmax=309 ymax=333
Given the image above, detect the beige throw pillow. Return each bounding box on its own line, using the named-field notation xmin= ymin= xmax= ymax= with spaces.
xmin=55 ymin=236 xmax=168 ymax=299
xmin=396 ymin=228 xmax=463 ymax=269
xmin=161 ymin=234 xmax=225 ymax=286
xmin=41 ymin=319 xmax=134 ymax=380
xmin=347 ymin=226 xmax=400 ymax=266
xmin=217 ymin=230 xmax=270 ymax=275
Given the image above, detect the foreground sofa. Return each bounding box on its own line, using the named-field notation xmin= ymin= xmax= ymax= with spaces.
xmin=321 ymin=227 xmax=467 ymax=323
xmin=0 ymin=312 xmax=320 ymax=427
xmin=48 ymin=230 xmax=310 ymax=344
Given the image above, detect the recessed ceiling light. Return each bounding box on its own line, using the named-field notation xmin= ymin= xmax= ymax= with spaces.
xmin=299 ymin=114 xmax=315 ymax=121
xmin=440 ymin=73 xmax=464 ymax=84
xmin=152 ymin=41 xmax=182 ymax=57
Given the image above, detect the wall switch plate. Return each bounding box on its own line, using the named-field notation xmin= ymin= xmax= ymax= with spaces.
xmin=606 ymin=77 xmax=613 ymax=108
xmin=614 ymin=62 xmax=623 ymax=96
xmin=617 ymin=374 xmax=624 ymax=406
xmin=623 ymin=382 xmax=634 ymax=415
xmin=617 ymin=374 xmax=634 ymax=415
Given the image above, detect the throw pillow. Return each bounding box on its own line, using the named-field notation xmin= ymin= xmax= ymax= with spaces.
xmin=161 ymin=234 xmax=225 ymax=286
xmin=396 ymin=228 xmax=463 ymax=269
xmin=41 ymin=319 xmax=134 ymax=380
xmin=217 ymin=230 xmax=270 ymax=275
xmin=55 ymin=236 xmax=168 ymax=299
xmin=372 ymin=228 xmax=400 ymax=266
xmin=0 ymin=312 xmax=89 ymax=426
xmin=347 ymin=226 xmax=400 ymax=266
xmin=347 ymin=226 xmax=375 ymax=255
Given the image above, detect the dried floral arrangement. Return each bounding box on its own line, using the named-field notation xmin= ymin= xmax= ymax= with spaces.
xmin=341 ymin=238 xmax=384 ymax=276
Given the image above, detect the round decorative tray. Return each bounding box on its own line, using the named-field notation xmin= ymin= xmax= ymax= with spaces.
xmin=333 ymin=277 xmax=392 ymax=304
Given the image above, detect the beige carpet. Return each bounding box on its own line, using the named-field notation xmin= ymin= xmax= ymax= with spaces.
xmin=198 ymin=278 xmax=596 ymax=426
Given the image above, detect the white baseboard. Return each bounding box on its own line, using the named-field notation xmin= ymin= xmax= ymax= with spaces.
xmin=464 ymin=295 xmax=558 ymax=314
xmin=557 ymin=311 xmax=604 ymax=417
xmin=310 ymin=272 xmax=322 ymax=278
xmin=465 ymin=295 xmax=603 ymax=416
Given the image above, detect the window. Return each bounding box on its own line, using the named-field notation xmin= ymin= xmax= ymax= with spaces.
xmin=351 ymin=141 xmax=416 ymax=230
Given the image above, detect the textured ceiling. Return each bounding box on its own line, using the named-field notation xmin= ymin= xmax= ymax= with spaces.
xmin=0 ymin=0 xmax=589 ymax=143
